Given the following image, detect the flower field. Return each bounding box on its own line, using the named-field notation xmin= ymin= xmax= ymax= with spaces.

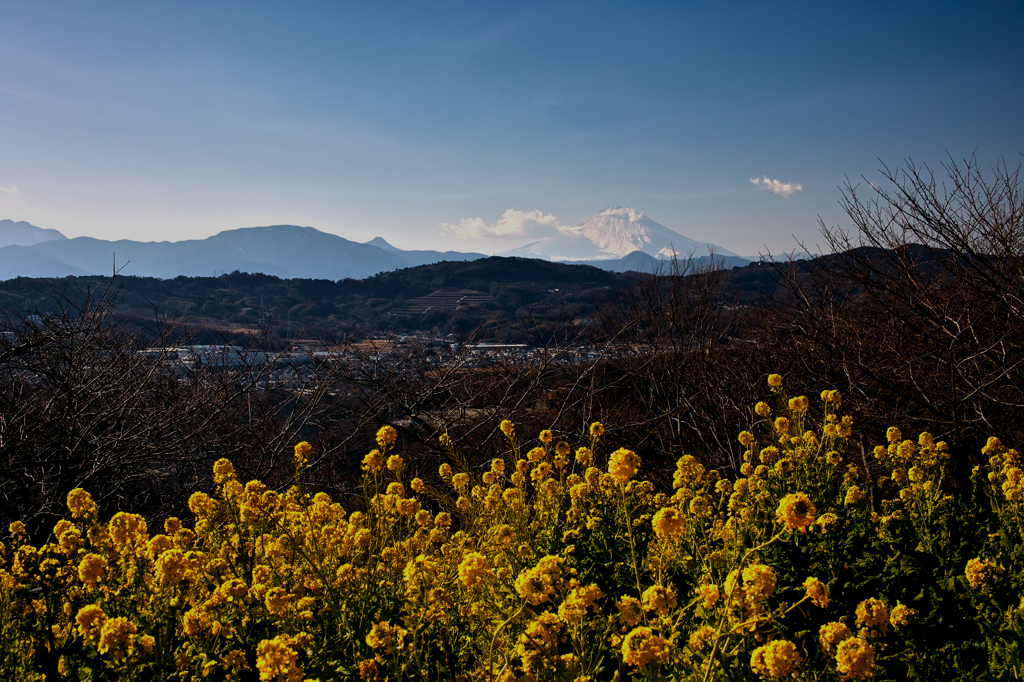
xmin=1 ymin=376 xmax=1022 ymax=681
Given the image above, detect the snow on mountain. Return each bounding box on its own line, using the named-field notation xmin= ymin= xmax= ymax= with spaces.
xmin=499 ymin=207 xmax=738 ymax=261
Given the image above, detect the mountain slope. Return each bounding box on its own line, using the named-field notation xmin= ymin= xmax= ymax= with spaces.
xmin=0 ymin=225 xmax=486 ymax=281
xmin=573 ymin=206 xmax=739 ymax=258
xmin=0 ymin=219 xmax=67 ymax=248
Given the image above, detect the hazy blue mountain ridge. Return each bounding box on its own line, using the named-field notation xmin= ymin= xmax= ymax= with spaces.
xmin=0 ymin=219 xmax=68 ymax=248
xmin=0 ymin=225 xmax=487 ymax=281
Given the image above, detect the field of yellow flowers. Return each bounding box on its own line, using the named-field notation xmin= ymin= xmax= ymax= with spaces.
xmin=1 ymin=375 xmax=1022 ymax=681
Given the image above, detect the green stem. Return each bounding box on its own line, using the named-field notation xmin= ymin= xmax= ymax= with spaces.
xmin=489 ymin=602 xmax=526 ymax=681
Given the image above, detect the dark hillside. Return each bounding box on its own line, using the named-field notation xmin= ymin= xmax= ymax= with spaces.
xmin=0 ymin=257 xmax=624 ymax=340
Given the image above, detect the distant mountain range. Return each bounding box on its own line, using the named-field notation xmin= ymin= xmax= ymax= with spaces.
xmin=0 ymin=221 xmax=486 ymax=280
xmin=0 ymin=219 xmax=68 ymax=248
xmin=0 ymin=210 xmax=750 ymax=281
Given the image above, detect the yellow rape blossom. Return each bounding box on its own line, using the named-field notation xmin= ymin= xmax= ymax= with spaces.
xmin=78 ymin=553 xmax=107 ymax=589
xmin=265 ymin=587 xmax=290 ymax=615
xmin=741 ymin=564 xmax=777 ymax=601
xmin=641 ymin=585 xmax=677 ymax=615
xmin=365 ymin=621 xmax=406 ymax=654
xmin=835 ymin=637 xmax=875 ymax=680
xmin=375 ymin=425 xmax=397 ymax=448
xmin=819 ymin=621 xmax=852 ymax=654
xmin=67 ymin=488 xmax=98 ymax=519
xmin=889 ymin=602 xmax=916 ymax=630
xmin=75 ymin=604 xmax=107 ymax=641
xmin=608 ymin=448 xmax=640 ymax=484
xmin=621 ymin=626 xmax=670 ymax=668
xmin=256 ymin=636 xmax=303 ymax=682
xmin=108 ymin=511 xmax=147 ymax=552
xmin=98 ymin=617 xmax=136 ymax=659
xmin=651 ymin=507 xmax=686 ymax=538
xmin=293 ymin=441 xmax=312 ymax=471
xmin=155 ymin=549 xmax=187 ymax=586
xmin=803 ymin=576 xmax=830 ymax=607
xmin=689 ymin=625 xmax=716 ymax=650
xmin=615 ymin=596 xmax=643 ymax=628
xmin=696 ymin=584 xmax=720 ymax=609
xmin=457 ymin=552 xmax=491 ymax=588
xmin=213 ymin=457 xmax=236 ymax=483
xmin=855 ymin=598 xmax=889 ymax=636
xmin=362 ymin=449 xmax=384 ymax=471
xmin=514 ymin=555 xmax=564 ymax=606
xmin=558 ymin=583 xmax=604 ymax=621
xmin=965 ymin=557 xmax=999 ymax=590
xmin=788 ymin=396 xmax=809 ymax=412
xmin=750 ymin=639 xmax=802 ymax=678
xmin=776 ymin=492 xmax=816 ymax=532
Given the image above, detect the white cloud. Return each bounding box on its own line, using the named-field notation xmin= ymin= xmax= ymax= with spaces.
xmin=442 ymin=208 xmax=565 ymax=239
xmin=0 ymin=186 xmax=19 ymax=195
xmin=750 ymin=176 xmax=802 ymax=197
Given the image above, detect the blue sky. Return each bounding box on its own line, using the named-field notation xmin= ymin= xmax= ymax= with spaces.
xmin=1 ymin=1 xmax=1022 ymax=257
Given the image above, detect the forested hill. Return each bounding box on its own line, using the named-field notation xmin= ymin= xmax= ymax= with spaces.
xmin=0 ymin=250 xmax=950 ymax=342
xmin=0 ymin=257 xmax=638 ymax=340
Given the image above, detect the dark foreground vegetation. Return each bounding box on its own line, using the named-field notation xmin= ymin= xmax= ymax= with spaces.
xmin=1 ymin=156 xmax=1022 ymax=680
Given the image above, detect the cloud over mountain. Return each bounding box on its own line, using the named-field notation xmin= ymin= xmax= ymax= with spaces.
xmin=441 ymin=209 xmax=565 ymax=239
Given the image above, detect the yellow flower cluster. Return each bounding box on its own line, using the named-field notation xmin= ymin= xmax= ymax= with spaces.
xmin=621 ymin=626 xmax=670 ymax=667
xmin=0 ymin=378 xmax=1020 ymax=681
xmin=515 ymin=555 xmax=566 ymax=606
xmin=855 ymin=597 xmax=889 ymax=636
xmin=608 ymin=447 xmax=640 ymax=483
xmin=651 ymin=507 xmax=686 ymax=538
xmin=835 ymin=637 xmax=875 ymax=680
xmin=776 ymin=492 xmax=816 ymax=531
xmin=457 ymin=551 xmax=491 ymax=588
xmin=889 ymin=601 xmax=916 ymax=630
xmin=803 ymin=576 xmax=830 ymax=607
xmin=965 ymin=557 xmax=999 ymax=590
xmin=750 ymin=639 xmax=802 ymax=678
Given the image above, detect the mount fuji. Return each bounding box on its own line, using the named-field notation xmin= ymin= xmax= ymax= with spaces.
xmin=499 ymin=207 xmax=741 ymax=264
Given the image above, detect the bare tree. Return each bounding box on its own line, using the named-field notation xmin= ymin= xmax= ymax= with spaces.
xmin=0 ymin=280 xmax=343 ymax=538
xmin=773 ymin=154 xmax=1024 ymax=471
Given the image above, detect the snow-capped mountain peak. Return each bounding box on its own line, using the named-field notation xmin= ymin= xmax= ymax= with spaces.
xmin=564 ymin=206 xmax=738 ymax=260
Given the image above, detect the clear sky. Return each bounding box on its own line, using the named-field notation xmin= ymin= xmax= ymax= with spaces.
xmin=1 ymin=1 xmax=1022 ymax=257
